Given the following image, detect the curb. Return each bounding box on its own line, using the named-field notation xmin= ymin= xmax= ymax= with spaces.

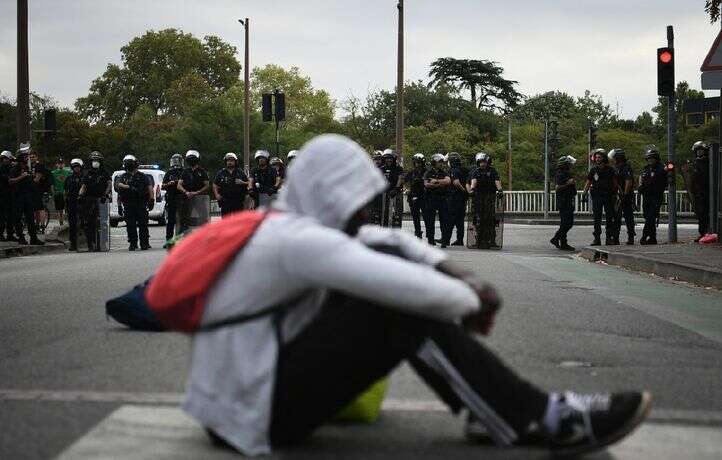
xmin=579 ymin=247 xmax=722 ymax=290
xmin=0 ymin=242 xmax=67 ymax=259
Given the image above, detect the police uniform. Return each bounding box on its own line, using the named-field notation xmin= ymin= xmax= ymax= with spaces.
xmin=692 ymin=156 xmax=710 ymax=237
xmin=250 ymin=166 xmax=278 ymax=208
xmin=214 ymin=167 xmax=248 ymax=216
xmin=179 ymin=166 xmax=209 ymax=232
xmin=81 ymin=168 xmax=111 ymax=250
xmin=553 ymin=169 xmax=576 ymax=246
xmin=9 ymin=161 xmax=38 ymax=242
xmin=423 ymin=168 xmax=450 ymax=245
xmin=64 ymin=172 xmax=84 ymax=249
xmin=612 ymin=162 xmax=635 ymax=244
xmin=447 ymin=164 xmax=469 ymax=245
xmin=404 ymin=167 xmax=427 ymax=238
xmin=32 ymin=163 xmax=52 ymax=212
xmin=162 ymin=166 xmax=183 ymax=240
xmin=0 ymin=160 xmax=14 ymax=240
xmin=117 ymin=170 xmax=151 ymax=249
xmin=470 ymin=166 xmax=500 ymax=248
xmin=639 ymin=163 xmax=666 ymax=243
xmin=587 ymin=165 xmax=616 ymax=243
xmin=380 ymin=163 xmax=404 ymax=227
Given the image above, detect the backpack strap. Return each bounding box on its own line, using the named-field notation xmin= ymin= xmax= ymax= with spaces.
xmin=196 ymin=292 xmax=307 ymax=333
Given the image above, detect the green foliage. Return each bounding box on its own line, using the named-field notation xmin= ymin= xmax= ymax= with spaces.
xmin=707 ymin=0 xmax=721 ymax=22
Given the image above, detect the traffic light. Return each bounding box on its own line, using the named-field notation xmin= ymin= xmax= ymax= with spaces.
xmin=262 ymin=94 xmax=273 ymax=122
xmin=657 ymin=47 xmax=675 ymax=97
xmin=274 ymin=91 xmax=285 ymax=122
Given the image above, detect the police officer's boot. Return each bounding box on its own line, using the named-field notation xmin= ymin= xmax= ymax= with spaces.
xmin=550 ymin=237 xmax=561 ymax=249
xmin=626 ymin=235 xmax=635 ymax=245
xmin=591 ymin=237 xmax=601 ymax=247
xmin=17 ymin=235 xmax=28 ymax=245
xmin=559 ymin=240 xmax=576 ymax=251
xmin=29 ymin=235 xmax=45 ymax=246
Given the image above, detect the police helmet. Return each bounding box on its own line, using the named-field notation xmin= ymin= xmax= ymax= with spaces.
xmin=644 ymin=146 xmax=660 ymax=161
xmin=169 ymin=153 xmax=183 ymax=168
xmin=591 ymin=148 xmax=608 ymax=163
xmin=270 ymin=157 xmax=282 ymax=166
xmin=447 ymin=152 xmax=461 ymax=163
xmin=89 ymin=151 xmax=103 ymax=162
xmin=475 ymin=152 xmax=490 ymax=164
xmin=372 ymin=150 xmax=383 ymax=159
xmin=431 ymin=153 xmax=446 ymax=164
xmin=608 ymin=148 xmax=626 ymax=163
xmin=412 ymin=153 xmax=425 ymax=163
xmin=122 ymin=154 xmax=138 ymax=169
xmin=556 ymin=155 xmax=577 ymax=167
xmin=16 ymin=143 xmax=31 ymax=158
xmin=224 ymin=152 xmax=238 ymax=162
xmin=287 ymin=150 xmax=298 ymax=160
xmin=0 ymin=150 xmax=14 ymax=160
xmin=70 ymin=158 xmax=84 ymax=169
xmin=382 ymin=149 xmax=397 ymax=159
xmin=254 ymin=150 xmax=270 ymax=160
xmin=185 ymin=150 xmax=200 ymax=160
xmin=692 ymin=141 xmax=709 ymax=158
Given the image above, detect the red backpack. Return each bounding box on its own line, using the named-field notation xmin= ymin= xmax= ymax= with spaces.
xmin=145 ymin=210 xmax=273 ymax=333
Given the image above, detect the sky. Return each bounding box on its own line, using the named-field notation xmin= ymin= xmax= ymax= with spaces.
xmin=0 ymin=0 xmax=719 ymax=120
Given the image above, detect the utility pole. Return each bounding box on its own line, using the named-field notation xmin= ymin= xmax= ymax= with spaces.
xmin=667 ymin=25 xmax=677 ymax=243
xmin=17 ymin=0 xmax=30 ymax=146
xmin=239 ymin=18 xmax=250 ymax=173
xmin=395 ymin=0 xmax=404 ymax=157
xmin=507 ymin=114 xmax=512 ymax=190
xmin=544 ymin=119 xmax=549 ymax=219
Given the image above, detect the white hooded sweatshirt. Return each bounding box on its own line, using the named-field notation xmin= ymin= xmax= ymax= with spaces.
xmin=183 ymin=134 xmax=480 ymax=455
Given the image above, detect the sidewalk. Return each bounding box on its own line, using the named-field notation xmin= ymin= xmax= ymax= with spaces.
xmin=580 ymin=239 xmax=722 ymax=290
xmin=0 ymin=222 xmax=67 ymax=259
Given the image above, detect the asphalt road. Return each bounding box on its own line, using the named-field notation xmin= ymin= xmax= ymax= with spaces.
xmin=1 ymin=221 xmax=720 ymax=459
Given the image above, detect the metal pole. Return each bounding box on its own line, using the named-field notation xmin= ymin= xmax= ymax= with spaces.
xmin=395 ymin=0 xmax=404 ymax=157
xmin=507 ymin=114 xmax=512 ymax=190
xmin=17 ymin=0 xmax=30 ymax=146
xmin=544 ymin=119 xmax=549 ymax=219
xmin=243 ymin=18 xmax=250 ymax=174
xmin=275 ymin=118 xmax=280 ymax=156
xmin=667 ymin=25 xmax=677 ymax=243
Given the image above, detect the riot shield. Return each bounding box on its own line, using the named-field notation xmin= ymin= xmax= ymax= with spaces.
xmin=466 ymin=200 xmax=476 ymax=249
xmin=493 ymin=194 xmax=505 ymax=250
xmin=681 ymin=161 xmax=698 ymax=212
xmin=392 ymin=192 xmax=404 ymax=228
xmin=175 ymin=195 xmax=211 ymax=234
xmin=467 ymin=194 xmax=504 ymax=250
xmin=96 ymin=199 xmax=111 ymax=252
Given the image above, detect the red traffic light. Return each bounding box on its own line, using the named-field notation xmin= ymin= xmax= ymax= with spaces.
xmin=659 ymin=51 xmax=673 ymax=64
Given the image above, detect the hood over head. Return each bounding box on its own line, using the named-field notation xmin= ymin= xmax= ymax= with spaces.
xmin=275 ymin=134 xmax=387 ymax=230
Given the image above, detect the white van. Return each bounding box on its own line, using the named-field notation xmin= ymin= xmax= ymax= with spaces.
xmin=110 ymin=165 xmax=167 ymax=227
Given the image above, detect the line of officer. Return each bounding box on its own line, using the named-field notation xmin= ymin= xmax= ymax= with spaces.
xmin=161 ymin=154 xmax=184 ymax=248
xmin=609 ymin=148 xmax=636 ymax=245
xmin=638 ymin=146 xmax=666 ymax=245
xmin=582 ymin=148 xmax=618 ymax=246
xmin=404 ymin=153 xmax=427 ymax=238
xmin=115 ymin=155 xmax=153 ymax=251
xmin=213 ymin=152 xmax=249 ymax=217
xmin=424 ymin=153 xmax=451 ymax=247
xmin=250 ymin=150 xmax=280 ymax=208
xmin=177 ymin=150 xmax=210 ymax=233
xmin=690 ymin=141 xmax=710 ymax=241
xmin=0 ymin=150 xmax=16 ymax=241
xmin=446 ymin=152 xmax=469 ymax=246
xmin=64 ymin=158 xmax=84 ymax=251
xmin=79 ymin=151 xmax=112 ymax=252
xmin=8 ymin=145 xmax=43 ymax=245
xmin=550 ymin=155 xmax=577 ymax=251
xmin=469 ymin=152 xmax=503 ymax=249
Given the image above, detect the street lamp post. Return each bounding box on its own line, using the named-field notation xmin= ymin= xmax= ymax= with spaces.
xmin=395 ymin=0 xmax=404 ymax=158
xmin=17 ymin=0 xmax=30 ymax=146
xmin=239 ymin=18 xmax=250 ymax=174
xmin=544 ymin=119 xmax=549 ymax=220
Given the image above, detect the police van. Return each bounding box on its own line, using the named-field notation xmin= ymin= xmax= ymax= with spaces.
xmin=110 ymin=165 xmax=167 ymax=227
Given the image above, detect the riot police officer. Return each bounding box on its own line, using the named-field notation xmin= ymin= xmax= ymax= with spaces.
xmin=286 ymin=150 xmax=298 ymax=168
xmin=0 ymin=150 xmax=16 ymax=241
xmin=424 ymin=153 xmax=451 ymax=247
xmin=691 ymin=141 xmax=710 ymax=240
xmin=609 ymin=148 xmax=636 ymax=245
xmin=79 ymin=151 xmax=112 ymax=251
xmin=404 ymin=153 xmax=427 ymax=239
xmin=582 ymin=148 xmax=618 ymax=246
xmin=639 ymin=147 xmax=666 ymax=245
xmin=270 ymin=157 xmax=286 ymax=186
xmin=446 ymin=152 xmax=469 ymax=246
xmin=161 ymin=153 xmax=184 ymax=247
xmin=250 ymin=150 xmax=279 ymax=208
xmin=469 ymin=152 xmax=503 ymax=249
xmin=115 ymin=155 xmax=153 ymax=250
xmin=213 ymin=152 xmax=249 ymax=217
xmin=372 ymin=150 xmax=384 ymax=168
xmin=550 ymin=155 xmax=577 ymax=251
xmin=8 ymin=145 xmax=43 ymax=245
xmin=177 ymin=150 xmax=210 ymax=232
xmin=380 ymin=149 xmax=404 ymax=227
xmin=64 ymin=158 xmax=84 ymax=251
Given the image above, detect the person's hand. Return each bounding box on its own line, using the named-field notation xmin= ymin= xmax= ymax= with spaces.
xmin=235 ymin=179 xmax=242 ymax=185
xmin=185 ymin=191 xmax=194 ymax=199
xmin=461 ymin=282 xmax=501 ymax=336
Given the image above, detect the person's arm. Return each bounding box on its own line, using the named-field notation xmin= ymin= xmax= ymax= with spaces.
xmin=177 ymin=177 xmax=189 ymax=196
xmin=469 ymin=178 xmax=478 ymax=193
xmin=357 ymin=225 xmax=448 ymax=266
xmin=9 ymin=169 xmax=28 ymax=185
xmin=582 ymin=179 xmax=592 ymax=194
xmin=79 ymin=184 xmax=87 ymax=196
xmin=104 ymin=179 xmax=112 ymax=197
xmin=438 ymin=175 xmax=451 ymax=186
xmin=196 ymin=172 xmax=210 ymax=195
xmin=624 ymin=178 xmax=633 ymax=195
xmin=213 ymin=183 xmax=222 ymax=201
xmin=161 ymin=176 xmax=176 ymax=191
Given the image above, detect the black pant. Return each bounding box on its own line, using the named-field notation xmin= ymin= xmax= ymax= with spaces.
xmin=124 ymin=201 xmax=149 ymax=247
xmin=81 ymin=197 xmax=99 ymax=250
xmin=424 ymin=195 xmax=450 ymax=244
xmin=447 ymin=196 xmax=467 ymax=243
xmin=694 ymin=195 xmax=709 ymax=236
xmin=0 ymin=193 xmax=13 ymax=237
xmin=165 ymin=197 xmax=177 ymax=241
xmin=473 ymin=193 xmax=497 ymax=247
xmin=13 ymin=193 xmax=36 ymax=238
xmin=642 ymin=194 xmax=661 ymax=240
xmin=591 ymin=193 xmax=615 ymax=240
xmin=67 ymin=199 xmax=79 ymax=246
xmin=220 ymin=198 xmax=244 ymax=217
xmin=554 ymin=201 xmax=574 ymax=243
xmin=270 ymin=293 xmax=548 ymax=447
xmin=612 ymin=195 xmax=635 ymax=241
xmin=408 ymin=195 xmax=425 ymax=237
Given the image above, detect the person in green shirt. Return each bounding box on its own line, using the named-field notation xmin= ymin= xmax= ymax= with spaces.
xmin=51 ymin=158 xmax=72 ymax=226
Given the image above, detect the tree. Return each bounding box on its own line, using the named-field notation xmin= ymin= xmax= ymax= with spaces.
xmin=652 ymin=81 xmax=705 ymax=130
xmin=707 ymin=0 xmax=721 ymax=22
xmin=75 ymin=29 xmax=240 ymax=123
xmin=428 ymin=58 xmax=521 ymax=112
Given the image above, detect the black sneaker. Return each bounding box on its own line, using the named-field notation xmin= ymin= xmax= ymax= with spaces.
xmin=141 ymin=244 xmax=151 ymax=251
xmin=69 ymin=244 xmax=77 ymax=252
xmin=590 ymin=239 xmax=601 ymax=246
xmin=129 ymin=245 xmax=138 ymax=251
xmin=559 ymin=243 xmax=576 ymax=251
xmin=547 ymin=391 xmax=652 ymax=457
xmin=29 ymin=237 xmax=45 ymax=246
xmin=550 ymin=238 xmax=561 ymax=249
xmin=647 ymin=237 xmax=657 ymax=245
xmin=451 ymin=240 xmax=464 ymax=246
